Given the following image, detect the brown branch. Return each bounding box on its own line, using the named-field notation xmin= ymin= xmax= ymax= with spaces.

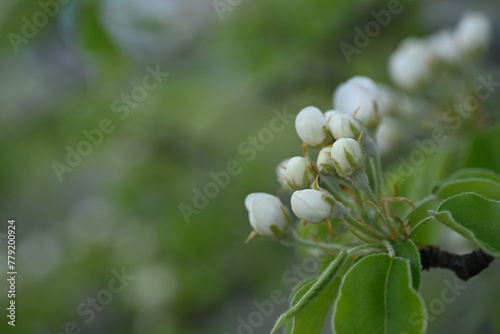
xmin=419 ymin=246 xmax=495 ymax=281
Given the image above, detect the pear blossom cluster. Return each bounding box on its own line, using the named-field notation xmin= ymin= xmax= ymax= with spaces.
xmin=243 ymin=11 xmax=493 ymax=243
xmin=388 ymin=11 xmax=492 ymax=90
xmin=245 ymin=75 xmax=386 ymax=241
xmin=377 ymin=11 xmax=493 ymax=154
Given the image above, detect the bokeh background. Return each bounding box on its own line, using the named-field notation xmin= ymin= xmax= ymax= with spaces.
xmin=0 ymin=0 xmax=500 ymax=333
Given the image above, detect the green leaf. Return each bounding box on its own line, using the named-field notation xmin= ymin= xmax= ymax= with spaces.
xmin=285 ymin=280 xmax=315 ymax=334
xmin=406 ymin=195 xmax=440 ymax=226
xmin=270 ymin=251 xmax=348 ymax=334
xmin=405 ymin=195 xmax=444 ymax=245
xmin=394 ymin=240 xmax=422 ymax=290
xmin=288 ymin=276 xmax=341 ymax=334
xmin=446 ymin=168 xmax=500 ymax=184
xmin=431 ymin=193 xmax=500 ymax=257
xmin=464 ymin=132 xmax=500 ymax=172
xmin=333 ymin=254 xmax=426 ymax=334
xmin=434 ymin=178 xmax=500 ymax=201
xmin=408 ymin=169 xmax=500 ymax=242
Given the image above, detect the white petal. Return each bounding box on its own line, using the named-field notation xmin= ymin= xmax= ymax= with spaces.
xmin=295 ymin=106 xmax=329 ymax=147
xmin=291 ymin=189 xmax=333 ymax=223
xmin=428 ymin=30 xmax=460 ymax=63
xmin=454 ymin=12 xmax=492 ymax=55
xmin=276 ymin=158 xmax=291 ymax=188
xmin=330 ymin=138 xmax=364 ymax=176
xmin=333 ymin=76 xmax=380 ymax=126
xmin=244 ymin=193 xmax=289 ymax=237
xmin=388 ymin=38 xmax=435 ymax=90
xmin=283 ymin=156 xmax=315 ymax=189
xmin=328 ymin=113 xmax=362 ymax=140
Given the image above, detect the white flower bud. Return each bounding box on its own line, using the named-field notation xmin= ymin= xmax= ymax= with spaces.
xmin=377 ymin=84 xmax=414 ymax=116
xmin=291 ymin=189 xmax=335 ymax=223
xmin=316 ymin=146 xmax=337 ymax=176
xmin=427 ymin=30 xmax=460 ymax=64
xmin=330 ymin=138 xmax=365 ymax=177
xmin=245 ymin=193 xmax=290 ymax=238
xmin=328 ymin=112 xmax=363 ymax=140
xmin=388 ymin=38 xmax=435 ymax=90
xmin=324 ymin=109 xmax=337 ymax=123
xmin=454 ymin=12 xmax=492 ymax=57
xmin=276 ymin=158 xmax=291 ymax=188
xmin=333 ymin=76 xmax=380 ymax=128
xmin=375 ymin=116 xmax=405 ymax=155
xmin=282 ymin=156 xmax=316 ymax=190
xmin=295 ymin=106 xmax=332 ymax=148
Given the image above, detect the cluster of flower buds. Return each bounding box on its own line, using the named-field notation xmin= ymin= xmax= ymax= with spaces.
xmin=244 ymin=11 xmax=493 ymax=242
xmin=388 ymin=11 xmax=492 ymax=90
xmin=244 ymin=193 xmax=291 ymax=239
xmin=244 ymin=75 xmax=387 ymax=240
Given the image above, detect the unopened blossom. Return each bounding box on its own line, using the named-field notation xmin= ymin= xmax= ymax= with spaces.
xmin=282 ymin=156 xmax=316 ymax=190
xmin=245 ymin=193 xmax=290 ymax=238
xmin=295 ymin=106 xmax=332 ymax=148
xmin=333 ymin=76 xmax=381 ymax=128
xmin=330 ymin=138 xmax=365 ymax=177
xmin=388 ymin=38 xmax=435 ymax=90
xmin=291 ymin=189 xmax=335 ymax=223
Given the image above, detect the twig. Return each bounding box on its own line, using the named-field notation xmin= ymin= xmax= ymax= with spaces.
xmin=419 ymin=246 xmax=495 ymax=281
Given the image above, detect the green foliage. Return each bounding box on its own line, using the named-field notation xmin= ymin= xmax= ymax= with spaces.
xmin=434 ymin=179 xmax=500 ymax=201
xmin=2 ymin=0 xmax=500 ymax=333
xmin=432 ymin=193 xmax=500 ymax=257
xmin=271 ymin=251 xmax=348 ymax=333
xmin=394 ymin=240 xmax=422 ymax=290
xmin=408 ymin=168 xmax=500 ymax=257
xmin=407 ymin=196 xmax=442 ymax=231
xmin=442 ymin=168 xmax=500 ymax=184
xmin=285 ymin=276 xmax=341 ymax=334
xmin=333 ymin=254 xmax=426 ymax=334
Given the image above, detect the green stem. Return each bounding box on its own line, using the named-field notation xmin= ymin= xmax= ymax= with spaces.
xmin=334 ymin=201 xmax=387 ymax=243
xmin=340 ymin=216 xmax=386 ymax=243
xmin=319 ymin=178 xmax=350 ymax=208
xmin=349 ymin=168 xmax=397 ymax=235
xmin=348 ymin=243 xmax=385 ymax=254
xmin=350 ymin=168 xmax=377 ymax=203
xmin=352 ymin=187 xmax=370 ymax=220
xmin=362 ymin=137 xmax=400 ymax=236
xmin=289 ymin=230 xmax=351 ymax=251
xmin=367 ymin=157 xmax=380 ymax=199
xmin=383 ymin=240 xmax=395 ymax=257
xmin=363 ymin=136 xmax=385 ymax=198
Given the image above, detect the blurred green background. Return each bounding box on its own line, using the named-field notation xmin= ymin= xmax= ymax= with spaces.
xmin=0 ymin=0 xmax=499 ymax=333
